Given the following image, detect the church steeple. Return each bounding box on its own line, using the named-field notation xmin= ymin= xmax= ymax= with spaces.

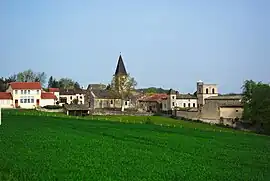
xmin=114 ymin=53 xmax=127 ymax=76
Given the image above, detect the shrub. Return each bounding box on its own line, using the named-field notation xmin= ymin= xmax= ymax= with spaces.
xmin=144 ymin=117 xmax=153 ymax=125
xmin=43 ymin=105 xmax=62 ymax=109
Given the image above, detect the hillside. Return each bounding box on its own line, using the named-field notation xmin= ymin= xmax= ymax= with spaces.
xmin=0 ymin=110 xmax=270 ymax=181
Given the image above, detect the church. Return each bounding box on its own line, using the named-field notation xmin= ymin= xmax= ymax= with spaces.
xmin=84 ymin=54 xmax=140 ymax=110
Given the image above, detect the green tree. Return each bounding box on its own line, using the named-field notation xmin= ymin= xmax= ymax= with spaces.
xmin=48 ymin=76 xmax=54 ymax=88
xmin=241 ymin=80 xmax=270 ymax=133
xmin=110 ymin=74 xmax=137 ymax=112
xmin=16 ymin=69 xmax=47 ymax=86
xmin=59 ymin=78 xmax=75 ymax=89
xmin=74 ymin=82 xmax=80 ymax=89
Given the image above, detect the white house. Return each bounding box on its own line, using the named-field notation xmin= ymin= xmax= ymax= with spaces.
xmin=59 ymin=89 xmax=86 ymax=105
xmin=0 ymin=82 xmax=57 ymax=109
xmin=162 ymin=89 xmax=198 ymax=111
xmin=0 ymin=92 xmax=13 ymax=108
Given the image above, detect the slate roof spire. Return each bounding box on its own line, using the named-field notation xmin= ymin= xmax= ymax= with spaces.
xmin=114 ymin=52 xmax=128 ymax=76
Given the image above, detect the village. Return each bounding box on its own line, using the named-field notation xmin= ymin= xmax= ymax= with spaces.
xmin=0 ymin=54 xmax=243 ymax=127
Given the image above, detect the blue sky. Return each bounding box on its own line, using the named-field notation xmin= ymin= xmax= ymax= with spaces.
xmin=0 ymin=0 xmax=269 ymax=93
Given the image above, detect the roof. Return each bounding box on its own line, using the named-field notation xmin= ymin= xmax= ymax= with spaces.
xmin=114 ymin=54 xmax=127 ymax=76
xmin=176 ymin=94 xmax=197 ymax=99
xmin=48 ymin=88 xmax=60 ymax=92
xmin=9 ymin=82 xmax=42 ymax=90
xmin=0 ymin=92 xmax=12 ymax=100
xmin=139 ymin=93 xmax=168 ymax=102
xmin=220 ymin=104 xmax=243 ymax=108
xmin=60 ymin=88 xmax=86 ymax=95
xmin=205 ymin=95 xmax=242 ymax=100
xmin=64 ymin=104 xmax=89 ymax=111
xmin=41 ymin=92 xmax=57 ymax=99
xmin=92 ymin=89 xmax=120 ymax=99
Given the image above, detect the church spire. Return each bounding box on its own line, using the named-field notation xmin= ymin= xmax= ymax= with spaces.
xmin=114 ymin=53 xmax=127 ymax=76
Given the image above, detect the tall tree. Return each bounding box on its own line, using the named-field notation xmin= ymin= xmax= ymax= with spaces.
xmin=48 ymin=76 xmax=54 ymax=88
xmin=110 ymin=74 xmax=137 ymax=111
xmin=241 ymin=80 xmax=270 ymax=133
xmin=59 ymin=78 xmax=75 ymax=89
xmin=74 ymin=82 xmax=80 ymax=89
xmin=16 ymin=69 xmax=47 ymax=86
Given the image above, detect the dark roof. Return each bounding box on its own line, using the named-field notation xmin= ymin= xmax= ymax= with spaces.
xmin=176 ymin=94 xmax=197 ymax=99
xmin=60 ymin=88 xmax=86 ymax=95
xmin=205 ymin=95 xmax=242 ymax=100
xmin=64 ymin=104 xmax=89 ymax=111
xmin=139 ymin=93 xmax=168 ymax=103
xmin=92 ymin=89 xmax=120 ymax=99
xmin=220 ymin=104 xmax=243 ymax=108
xmin=114 ymin=55 xmax=127 ymax=76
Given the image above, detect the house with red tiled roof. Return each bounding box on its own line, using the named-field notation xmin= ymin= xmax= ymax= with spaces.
xmin=138 ymin=93 xmax=168 ymax=113
xmin=0 ymin=82 xmax=57 ymax=109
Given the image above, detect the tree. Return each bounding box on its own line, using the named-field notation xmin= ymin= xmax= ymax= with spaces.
xmin=48 ymin=76 xmax=54 ymax=88
xmin=241 ymin=80 xmax=270 ymax=133
xmin=72 ymin=99 xmax=79 ymax=105
xmin=58 ymin=78 xmax=75 ymax=89
xmin=0 ymin=75 xmax=17 ymax=92
xmin=110 ymin=74 xmax=137 ymax=112
xmin=74 ymin=82 xmax=80 ymax=89
xmin=16 ymin=69 xmax=47 ymax=87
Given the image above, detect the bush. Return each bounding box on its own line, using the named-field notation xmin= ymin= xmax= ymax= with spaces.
xmin=43 ymin=105 xmax=62 ymax=109
xmin=144 ymin=118 xmax=153 ymax=125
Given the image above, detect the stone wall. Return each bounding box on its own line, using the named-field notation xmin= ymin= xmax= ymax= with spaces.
xmin=175 ymin=110 xmax=200 ymax=120
xmin=91 ymin=110 xmax=153 ymax=116
xmin=37 ymin=108 xmax=64 ymax=113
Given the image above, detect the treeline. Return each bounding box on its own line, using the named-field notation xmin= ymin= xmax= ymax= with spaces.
xmin=0 ymin=69 xmax=81 ymax=92
xmin=137 ymin=87 xmax=169 ymax=94
xmin=241 ymin=80 xmax=270 ymax=134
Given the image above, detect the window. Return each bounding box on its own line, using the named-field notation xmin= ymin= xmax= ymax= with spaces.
xmin=193 ymin=103 xmax=196 ymax=107
xmin=183 ymin=103 xmax=186 ymax=107
xmin=20 ymin=99 xmax=23 ymax=103
xmin=24 ymin=99 xmax=27 ymax=103
xmin=110 ymin=100 xmax=113 ymax=104
xmin=77 ymin=96 xmax=78 ymax=99
xmin=80 ymin=101 xmax=83 ymax=104
xmin=70 ymin=96 xmax=72 ymax=100
xmin=15 ymin=90 xmax=18 ymax=94
xmin=172 ymin=96 xmax=174 ymax=99
xmin=164 ymin=104 xmax=166 ymax=108
xmin=37 ymin=90 xmax=39 ymax=94
xmin=24 ymin=90 xmax=27 ymax=94
xmin=188 ymin=103 xmax=190 ymax=107
xmin=236 ymin=110 xmax=239 ymax=112
xmin=21 ymin=90 xmax=23 ymax=94
xmin=212 ymin=88 xmax=215 ymax=94
xmin=31 ymin=99 xmax=34 ymax=103
xmin=125 ymin=101 xmax=128 ymax=105
xmin=27 ymin=99 xmax=30 ymax=103
xmin=172 ymin=102 xmax=175 ymax=106
xmin=206 ymin=88 xmax=209 ymax=94
xmin=80 ymin=96 xmax=82 ymax=99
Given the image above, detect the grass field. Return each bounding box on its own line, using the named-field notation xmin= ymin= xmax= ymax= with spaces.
xmin=0 ymin=110 xmax=270 ymax=181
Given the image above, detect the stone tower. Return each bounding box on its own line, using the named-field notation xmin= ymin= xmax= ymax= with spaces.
xmin=167 ymin=89 xmax=177 ymax=110
xmin=197 ymin=80 xmax=218 ymax=109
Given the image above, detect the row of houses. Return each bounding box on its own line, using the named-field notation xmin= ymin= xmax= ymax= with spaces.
xmin=0 ymin=54 xmax=243 ymax=123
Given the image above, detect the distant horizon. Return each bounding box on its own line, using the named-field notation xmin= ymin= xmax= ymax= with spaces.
xmin=1 ymin=0 xmax=269 ymax=94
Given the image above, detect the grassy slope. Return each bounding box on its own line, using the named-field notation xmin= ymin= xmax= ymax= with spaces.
xmin=0 ymin=110 xmax=270 ymax=181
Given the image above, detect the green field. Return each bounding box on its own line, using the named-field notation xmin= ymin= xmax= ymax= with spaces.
xmin=0 ymin=110 xmax=270 ymax=181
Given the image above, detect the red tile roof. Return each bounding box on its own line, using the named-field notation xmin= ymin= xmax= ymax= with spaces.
xmin=48 ymin=88 xmax=60 ymax=92
xmin=41 ymin=92 xmax=57 ymax=99
xmin=0 ymin=92 xmax=12 ymax=100
xmin=139 ymin=93 xmax=168 ymax=102
xmin=9 ymin=82 xmax=42 ymax=90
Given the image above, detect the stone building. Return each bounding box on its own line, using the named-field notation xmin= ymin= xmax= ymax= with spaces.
xmin=138 ymin=93 xmax=168 ymax=113
xmin=85 ymin=54 xmax=141 ymax=110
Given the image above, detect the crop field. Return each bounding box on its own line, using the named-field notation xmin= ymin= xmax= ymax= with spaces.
xmin=0 ymin=110 xmax=270 ymax=181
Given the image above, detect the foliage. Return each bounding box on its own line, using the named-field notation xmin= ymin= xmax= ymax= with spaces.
xmin=58 ymin=78 xmax=75 ymax=89
xmin=74 ymin=82 xmax=81 ymax=89
xmin=42 ymin=105 xmax=62 ymax=109
xmin=241 ymin=80 xmax=270 ymax=133
xmin=137 ymin=87 xmax=169 ymax=94
xmin=109 ymin=74 xmax=137 ymax=111
xmin=72 ymin=99 xmax=79 ymax=105
xmin=16 ymin=69 xmax=47 ymax=86
xmin=0 ymin=110 xmax=270 ymax=181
